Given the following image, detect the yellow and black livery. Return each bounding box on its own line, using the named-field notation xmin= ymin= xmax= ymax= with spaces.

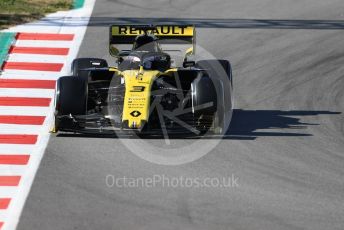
xmin=54 ymin=24 xmax=233 ymax=135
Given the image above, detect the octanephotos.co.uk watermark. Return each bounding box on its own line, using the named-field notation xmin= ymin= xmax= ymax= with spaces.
xmin=106 ymin=174 xmax=239 ymax=188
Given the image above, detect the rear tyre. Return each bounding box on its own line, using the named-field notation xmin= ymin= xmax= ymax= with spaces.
xmin=54 ymin=76 xmax=88 ymax=131
xmin=72 ymin=58 xmax=108 ymax=79
xmin=196 ymin=59 xmax=232 ymax=86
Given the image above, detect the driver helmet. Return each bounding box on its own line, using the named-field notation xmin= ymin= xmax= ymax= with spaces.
xmin=133 ymin=34 xmax=160 ymax=52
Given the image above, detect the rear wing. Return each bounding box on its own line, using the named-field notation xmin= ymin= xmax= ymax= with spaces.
xmin=109 ymin=25 xmax=195 ymax=64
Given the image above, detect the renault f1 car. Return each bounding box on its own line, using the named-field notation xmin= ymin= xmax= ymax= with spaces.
xmin=53 ymin=25 xmax=233 ymax=135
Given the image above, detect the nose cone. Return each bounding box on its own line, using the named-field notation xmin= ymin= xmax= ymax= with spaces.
xmin=121 ymin=70 xmax=159 ymax=129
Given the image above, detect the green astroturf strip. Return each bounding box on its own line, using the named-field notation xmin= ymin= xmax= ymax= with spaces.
xmin=73 ymin=0 xmax=85 ymax=9
xmin=0 ymin=32 xmax=16 ymax=69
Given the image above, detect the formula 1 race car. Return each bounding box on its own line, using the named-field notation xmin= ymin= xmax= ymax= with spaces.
xmin=53 ymin=25 xmax=233 ymax=135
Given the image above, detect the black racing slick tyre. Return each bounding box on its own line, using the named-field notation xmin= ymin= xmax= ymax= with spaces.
xmin=72 ymin=58 xmax=108 ymax=79
xmin=54 ymin=76 xmax=88 ymax=131
xmin=196 ymin=59 xmax=233 ymax=135
xmin=196 ymin=59 xmax=232 ymax=87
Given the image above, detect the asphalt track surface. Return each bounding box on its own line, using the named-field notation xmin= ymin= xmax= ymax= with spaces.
xmin=18 ymin=0 xmax=344 ymax=230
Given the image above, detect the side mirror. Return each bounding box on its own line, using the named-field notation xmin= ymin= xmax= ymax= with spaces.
xmin=109 ymin=45 xmax=119 ymax=56
xmin=118 ymin=50 xmax=131 ymax=57
xmin=183 ymin=61 xmax=196 ymax=68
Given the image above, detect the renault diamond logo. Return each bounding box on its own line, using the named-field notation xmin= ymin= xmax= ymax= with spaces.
xmin=130 ymin=110 xmax=141 ymax=117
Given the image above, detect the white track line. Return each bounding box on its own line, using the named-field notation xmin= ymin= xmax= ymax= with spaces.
xmin=0 ymin=166 xmax=27 ymax=176
xmin=0 ymin=124 xmax=44 ymax=135
xmin=15 ymin=40 xmax=73 ymax=48
xmin=0 ymin=145 xmax=37 ymax=155
xmin=7 ymin=54 xmax=68 ymax=63
xmin=0 ymin=106 xmax=51 ymax=116
xmin=0 ymin=188 xmax=17 ymax=199
xmin=0 ymin=88 xmax=54 ymax=98
xmin=1 ymin=71 xmax=65 ymax=79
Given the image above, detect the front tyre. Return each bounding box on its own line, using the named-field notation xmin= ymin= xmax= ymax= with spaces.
xmin=196 ymin=59 xmax=233 ymax=135
xmin=54 ymin=76 xmax=88 ymax=131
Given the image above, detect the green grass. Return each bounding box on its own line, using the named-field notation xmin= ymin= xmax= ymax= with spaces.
xmin=0 ymin=0 xmax=73 ymax=30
